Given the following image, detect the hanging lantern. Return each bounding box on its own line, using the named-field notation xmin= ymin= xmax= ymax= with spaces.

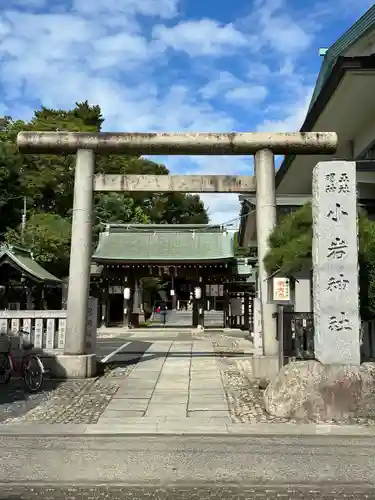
xmin=123 ymin=287 xmax=131 ymax=300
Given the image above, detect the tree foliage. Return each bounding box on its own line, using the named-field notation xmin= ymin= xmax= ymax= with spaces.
xmin=5 ymin=213 xmax=72 ymax=277
xmin=264 ymin=203 xmax=313 ymax=276
xmin=0 ymin=102 xmax=209 ymax=277
xmin=264 ymin=203 xmax=375 ymax=319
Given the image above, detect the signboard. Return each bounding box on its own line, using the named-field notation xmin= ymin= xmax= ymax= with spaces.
xmin=273 ymin=277 xmax=290 ymax=302
xmin=268 ymin=276 xmax=294 ymax=305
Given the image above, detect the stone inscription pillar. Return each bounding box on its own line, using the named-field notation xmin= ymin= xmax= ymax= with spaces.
xmin=312 ymin=161 xmax=360 ymax=365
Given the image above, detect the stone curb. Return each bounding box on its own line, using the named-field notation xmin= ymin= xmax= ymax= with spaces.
xmin=0 ymin=422 xmax=375 ymax=436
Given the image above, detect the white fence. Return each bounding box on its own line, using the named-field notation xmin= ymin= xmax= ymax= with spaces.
xmin=0 ymin=298 xmax=97 ymax=353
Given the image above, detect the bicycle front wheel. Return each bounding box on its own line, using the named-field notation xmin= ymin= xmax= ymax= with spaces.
xmin=22 ymin=354 xmax=44 ymax=392
xmin=0 ymin=353 xmax=11 ymax=384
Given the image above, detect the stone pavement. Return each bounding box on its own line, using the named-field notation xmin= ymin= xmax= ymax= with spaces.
xmin=98 ymin=337 xmax=231 ymax=426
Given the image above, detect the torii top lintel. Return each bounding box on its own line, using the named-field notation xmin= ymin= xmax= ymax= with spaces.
xmin=16 ymin=131 xmax=338 ymax=156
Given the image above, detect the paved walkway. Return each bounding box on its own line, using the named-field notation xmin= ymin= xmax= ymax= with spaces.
xmin=98 ymin=338 xmax=231 ymax=426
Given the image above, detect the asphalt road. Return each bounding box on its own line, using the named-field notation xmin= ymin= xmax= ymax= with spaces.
xmin=1 ymin=484 xmax=375 ymax=500
xmin=1 ymin=435 xmax=375 ymax=486
xmin=96 ymin=337 xmax=152 ymax=364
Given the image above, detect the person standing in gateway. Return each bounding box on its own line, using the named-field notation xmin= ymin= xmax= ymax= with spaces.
xmin=160 ymin=300 xmax=168 ymax=325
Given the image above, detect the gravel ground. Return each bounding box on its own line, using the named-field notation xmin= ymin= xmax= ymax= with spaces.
xmin=219 ymin=354 xmax=375 ymax=426
xmin=0 ymin=378 xmax=63 ymax=423
xmin=1 ymin=363 xmax=136 ymax=424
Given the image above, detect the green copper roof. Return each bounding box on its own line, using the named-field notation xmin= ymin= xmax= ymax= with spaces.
xmin=0 ymin=244 xmax=61 ymax=284
xmin=309 ymin=5 xmax=375 ymax=111
xmin=92 ymin=225 xmax=235 ymax=262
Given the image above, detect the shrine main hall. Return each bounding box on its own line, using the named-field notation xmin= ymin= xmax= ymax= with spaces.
xmin=88 ymin=223 xmax=256 ymax=329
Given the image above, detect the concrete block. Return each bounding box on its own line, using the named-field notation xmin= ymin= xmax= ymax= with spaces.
xmin=125 ymin=376 xmax=160 ymax=384
xmin=86 ymin=423 xmax=159 ymax=434
xmin=188 ymin=402 xmax=228 ymax=411
xmin=156 ymin=422 xmax=229 ymax=434
xmin=189 ymin=391 xmax=226 ymax=399
xmin=156 ymin=383 xmax=189 ymax=391
xmin=115 ymin=388 xmax=154 ymax=398
xmin=251 ymin=355 xmax=279 ymax=382
xmin=189 ymin=392 xmax=226 ymax=401
xmin=47 ymin=353 xmax=97 ymax=378
xmin=163 ymin=416 xmax=231 ymax=425
xmin=100 ymin=410 xmax=145 ymax=419
xmin=187 ymin=410 xmax=229 ymax=418
xmin=107 ymin=399 xmax=149 ymax=410
xmin=119 ymin=380 xmax=157 ymax=389
xmin=146 ymin=405 xmax=187 ymax=417
xmin=190 ymin=370 xmax=220 ymax=378
xmin=150 ymin=394 xmax=188 ymax=404
xmin=189 ymin=382 xmax=223 ymax=391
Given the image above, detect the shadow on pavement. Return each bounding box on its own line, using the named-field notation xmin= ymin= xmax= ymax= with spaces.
xmin=97 ymin=340 xmax=152 ymax=375
xmin=0 ymin=378 xmax=64 ymax=422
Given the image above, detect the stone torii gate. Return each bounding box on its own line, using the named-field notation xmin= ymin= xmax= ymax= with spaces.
xmin=17 ymin=131 xmax=337 ymax=378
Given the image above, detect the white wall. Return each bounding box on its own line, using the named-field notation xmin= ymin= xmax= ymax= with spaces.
xmin=353 ymin=113 xmax=375 ymax=158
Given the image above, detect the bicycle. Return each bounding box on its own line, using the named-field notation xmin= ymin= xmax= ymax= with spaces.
xmin=0 ymin=329 xmax=45 ymax=392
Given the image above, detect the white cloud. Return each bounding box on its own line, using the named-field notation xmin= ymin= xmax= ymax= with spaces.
xmin=202 ymin=194 xmax=242 ymax=225
xmin=10 ymin=0 xmax=47 ymax=6
xmin=0 ymin=0 xmax=369 ymax=226
xmin=199 ymin=71 xmax=240 ymax=99
xmin=257 ymin=87 xmax=313 ymax=132
xmin=72 ymin=0 xmax=180 ymax=19
xmin=247 ymin=63 xmax=272 ymax=80
xmin=153 ymin=19 xmax=248 ymax=56
xmin=225 ymin=85 xmax=268 ymax=106
xmin=237 ymin=0 xmax=314 ymax=55
xmin=199 ymin=71 xmax=268 ymax=106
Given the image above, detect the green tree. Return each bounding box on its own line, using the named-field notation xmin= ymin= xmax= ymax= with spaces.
xmin=264 ymin=203 xmax=375 ymax=319
xmin=0 ymin=140 xmax=23 ymax=238
xmin=0 ymin=102 xmax=209 ymax=277
xmin=264 ymin=203 xmax=313 ymax=276
xmin=5 ymin=213 xmax=72 ymax=277
xmin=2 ymin=102 xmax=208 ymax=225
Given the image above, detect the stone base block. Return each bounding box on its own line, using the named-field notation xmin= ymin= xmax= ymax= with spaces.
xmin=264 ymin=360 xmax=375 ymax=421
xmin=251 ymin=355 xmax=279 ymax=382
xmin=44 ymin=354 xmax=97 ymax=379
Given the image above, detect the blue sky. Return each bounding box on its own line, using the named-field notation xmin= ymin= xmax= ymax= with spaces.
xmin=0 ymin=0 xmax=372 ymax=225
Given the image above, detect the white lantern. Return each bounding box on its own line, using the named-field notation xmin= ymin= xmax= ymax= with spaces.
xmin=194 ymin=287 xmax=202 ymax=299
xmin=123 ymin=287 xmax=131 ymax=300
xmin=170 ymin=289 xmax=175 ymax=296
